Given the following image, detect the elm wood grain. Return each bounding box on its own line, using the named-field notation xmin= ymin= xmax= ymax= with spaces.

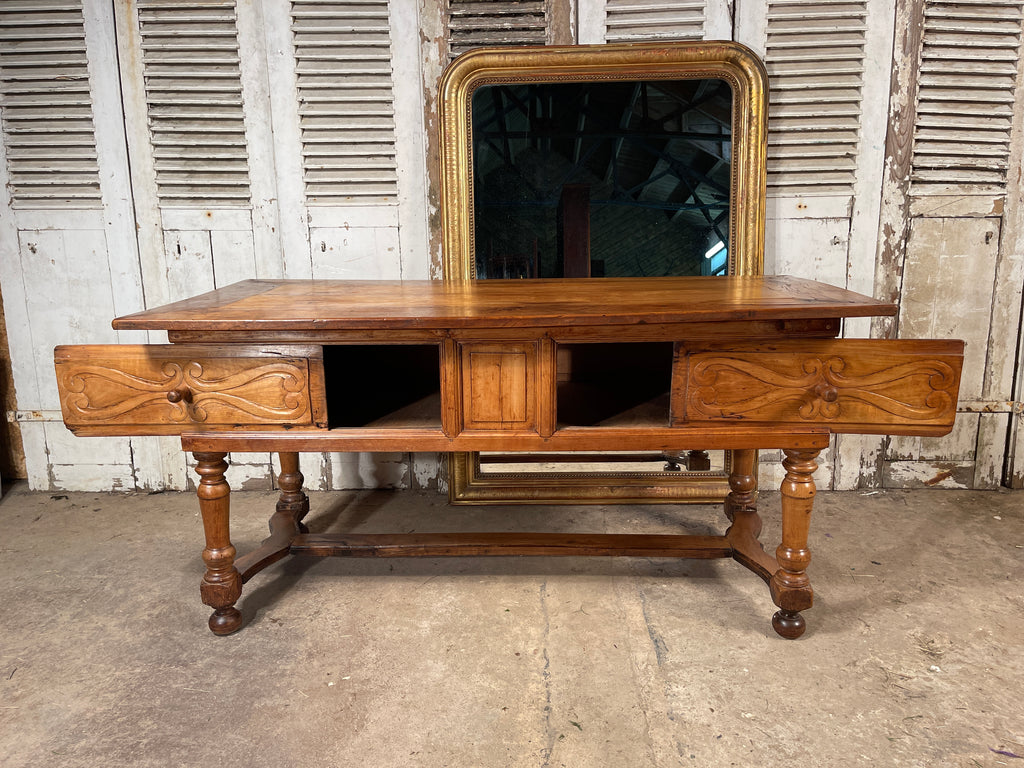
xmin=51 ymin=276 xmax=967 ymax=639
xmin=165 ymin=317 xmax=842 ymax=345
xmin=289 ymin=532 xmax=734 ymax=559
xmin=111 ymin=276 xmax=896 ymax=332
xmin=460 ymin=342 xmax=538 ymax=431
xmin=361 ymin=393 xmax=443 ymax=429
xmin=673 ymin=339 xmax=964 ymax=436
xmin=770 ymin=449 xmax=820 ymax=639
xmin=178 ymin=425 xmax=833 ymax=454
xmin=182 ymin=447 xmax=823 ymax=638
xmin=723 ymin=448 xmax=778 ymax=583
xmin=193 ymin=452 xmax=243 ymax=636
xmin=233 ymin=452 xmax=309 ymax=582
xmin=55 ymin=344 xmax=322 ymax=436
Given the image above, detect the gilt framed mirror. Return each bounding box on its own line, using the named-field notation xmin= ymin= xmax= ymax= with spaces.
xmin=438 ymin=41 xmax=768 ymax=504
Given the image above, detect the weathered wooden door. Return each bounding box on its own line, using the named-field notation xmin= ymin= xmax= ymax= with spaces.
xmin=870 ymin=0 xmax=1024 ymax=489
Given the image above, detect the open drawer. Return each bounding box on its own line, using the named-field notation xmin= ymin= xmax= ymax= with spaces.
xmin=55 ymin=345 xmax=326 ymax=435
xmin=672 ymin=339 xmax=965 ymax=436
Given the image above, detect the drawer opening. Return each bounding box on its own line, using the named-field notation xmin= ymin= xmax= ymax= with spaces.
xmin=324 ymin=345 xmax=442 ymax=429
xmin=556 ymin=342 xmax=673 ymax=427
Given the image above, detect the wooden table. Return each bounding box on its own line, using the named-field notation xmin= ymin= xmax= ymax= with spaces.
xmin=55 ymin=276 xmax=964 ymax=638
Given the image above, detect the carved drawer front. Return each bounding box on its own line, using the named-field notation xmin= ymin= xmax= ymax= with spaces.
xmin=674 ymin=339 xmax=964 ymax=436
xmin=459 ymin=342 xmax=539 ymax=431
xmin=55 ymin=345 xmax=324 ymax=436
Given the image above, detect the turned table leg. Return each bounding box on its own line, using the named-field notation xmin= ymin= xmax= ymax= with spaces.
xmin=276 ymin=452 xmax=310 ymax=533
xmin=769 ymin=448 xmax=820 ymax=639
xmin=725 ymin=448 xmax=758 ymax=526
xmin=193 ymin=452 xmax=243 ymax=636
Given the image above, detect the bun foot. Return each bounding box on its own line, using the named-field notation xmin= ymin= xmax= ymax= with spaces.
xmin=209 ymin=607 xmax=243 ymax=636
xmin=772 ymin=609 xmax=806 ymax=639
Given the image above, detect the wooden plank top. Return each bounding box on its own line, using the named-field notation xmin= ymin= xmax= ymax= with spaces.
xmin=112 ymin=276 xmax=897 ymax=332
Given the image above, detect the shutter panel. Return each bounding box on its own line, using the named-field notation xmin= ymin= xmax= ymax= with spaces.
xmin=763 ymin=0 xmax=868 ymax=195
xmin=136 ymin=0 xmax=251 ymax=207
xmin=604 ymin=0 xmax=705 ymax=42
xmin=447 ymin=0 xmax=548 ymax=58
xmin=292 ymin=0 xmax=398 ymax=203
xmin=0 ymin=0 xmax=101 ymax=207
xmin=910 ymin=0 xmax=1024 ymax=196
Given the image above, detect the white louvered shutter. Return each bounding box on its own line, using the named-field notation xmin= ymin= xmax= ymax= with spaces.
xmin=910 ymin=0 xmax=1024 ymax=196
xmin=762 ymin=0 xmax=869 ymax=196
xmin=603 ymin=0 xmax=705 ymax=42
xmin=0 ymin=0 xmax=101 ymax=207
xmin=134 ymin=0 xmax=250 ymax=207
xmin=447 ymin=0 xmax=548 ymax=57
xmin=292 ymin=0 xmax=398 ymax=203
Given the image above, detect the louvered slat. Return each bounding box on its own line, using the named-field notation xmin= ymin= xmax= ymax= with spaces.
xmin=137 ymin=0 xmax=251 ymax=206
xmin=447 ymin=0 xmax=547 ymax=58
xmin=764 ymin=0 xmax=868 ymax=195
xmin=910 ymin=0 xmax=1024 ymax=195
xmin=0 ymin=0 xmax=101 ymax=207
xmin=292 ymin=0 xmax=398 ymax=203
xmin=605 ymin=0 xmax=704 ymax=43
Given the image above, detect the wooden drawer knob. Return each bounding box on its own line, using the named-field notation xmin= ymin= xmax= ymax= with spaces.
xmin=167 ymin=386 xmax=192 ymax=404
xmin=814 ymin=383 xmax=839 ymax=403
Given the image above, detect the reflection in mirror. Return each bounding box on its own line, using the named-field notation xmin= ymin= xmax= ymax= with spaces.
xmin=472 ymin=79 xmax=732 ymax=280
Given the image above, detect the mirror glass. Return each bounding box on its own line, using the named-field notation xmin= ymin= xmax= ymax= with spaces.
xmin=471 ymin=79 xmax=733 ymax=280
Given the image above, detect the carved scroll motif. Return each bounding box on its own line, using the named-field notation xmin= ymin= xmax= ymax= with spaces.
xmin=61 ymin=359 xmax=310 ymax=425
xmin=688 ymin=355 xmax=958 ymax=424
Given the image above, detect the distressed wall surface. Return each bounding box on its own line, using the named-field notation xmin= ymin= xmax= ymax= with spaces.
xmin=0 ymin=0 xmax=1021 ymax=491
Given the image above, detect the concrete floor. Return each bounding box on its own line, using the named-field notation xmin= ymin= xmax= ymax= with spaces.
xmin=0 ymin=484 xmax=1021 ymax=768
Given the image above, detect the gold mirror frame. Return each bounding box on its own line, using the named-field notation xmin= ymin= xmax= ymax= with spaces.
xmin=438 ymin=41 xmax=768 ymax=504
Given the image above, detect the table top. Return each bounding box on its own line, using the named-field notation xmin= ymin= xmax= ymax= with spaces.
xmin=112 ymin=276 xmax=897 ymax=332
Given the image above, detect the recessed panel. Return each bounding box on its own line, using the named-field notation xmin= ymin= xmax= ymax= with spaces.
xmin=461 ymin=343 xmax=537 ymax=430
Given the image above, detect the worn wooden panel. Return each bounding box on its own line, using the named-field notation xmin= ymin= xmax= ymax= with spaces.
xmin=764 ymin=217 xmax=851 ymax=286
xmin=163 ymin=230 xmax=215 ymax=302
xmin=883 ymin=459 xmax=974 ymax=489
xmin=447 ymin=0 xmax=547 ymax=57
xmin=389 ymin=0 xmax=432 ymax=280
xmin=223 ymin=454 xmax=275 ymax=491
xmin=975 ymin=413 xmax=1010 ymax=490
xmin=43 ymin=421 xmax=135 ymax=491
xmin=129 ymin=435 xmax=190 ymax=491
xmin=1012 ymin=413 xmax=1024 ymax=489
xmin=900 ymin=216 xmax=999 ymax=399
xmin=882 ymin=212 xmax=1004 ymax=484
xmin=888 ymin=411 xmax=978 ymax=462
xmin=19 ymin=227 xmax=118 ymax=407
xmin=210 ymin=229 xmax=258 ymax=287
xmin=309 ymin=226 xmax=402 ymax=279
